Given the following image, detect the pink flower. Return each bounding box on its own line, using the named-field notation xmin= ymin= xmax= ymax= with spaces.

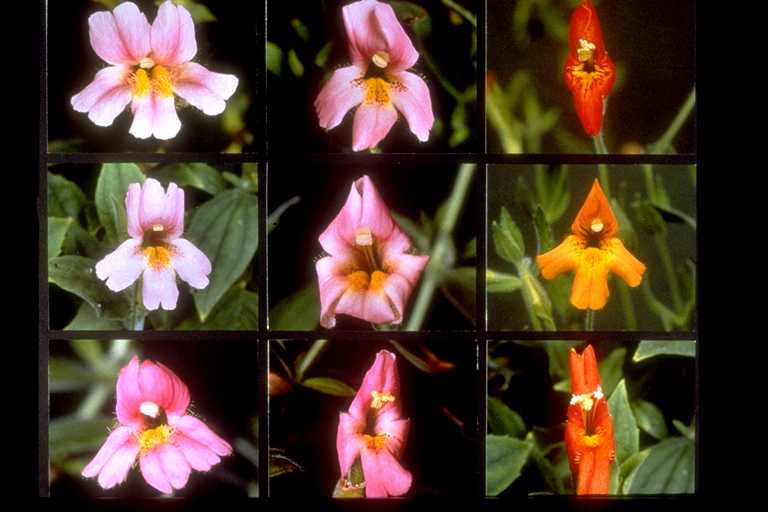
xmin=337 ymin=350 xmax=412 ymax=497
xmin=95 ymin=178 xmax=211 ymax=311
xmin=71 ymin=1 xmax=239 ymax=140
xmin=314 ymin=0 xmax=435 ymax=151
xmin=315 ymin=175 xmax=429 ymax=328
xmin=81 ymin=356 xmax=232 ymax=494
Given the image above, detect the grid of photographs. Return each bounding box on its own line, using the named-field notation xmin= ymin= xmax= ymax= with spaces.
xmin=40 ymin=0 xmax=697 ymax=501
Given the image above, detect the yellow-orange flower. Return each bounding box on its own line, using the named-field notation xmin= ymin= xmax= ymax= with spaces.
xmin=536 ymin=180 xmax=645 ymax=310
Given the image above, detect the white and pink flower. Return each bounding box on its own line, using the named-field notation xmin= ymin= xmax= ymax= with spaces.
xmin=82 ymin=356 xmax=232 ymax=494
xmin=95 ymin=178 xmax=211 ymax=311
xmin=71 ymin=1 xmax=238 ymax=140
xmin=314 ymin=0 xmax=434 ymax=151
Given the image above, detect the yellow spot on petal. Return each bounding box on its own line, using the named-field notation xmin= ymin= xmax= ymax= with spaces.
xmin=369 ymin=270 xmax=388 ymax=292
xmin=364 ymin=78 xmax=392 ymax=106
xmin=137 ymin=424 xmax=173 ymax=454
xmin=370 ymin=390 xmax=395 ymax=409
xmin=583 ymin=433 xmax=602 ymax=448
xmin=132 ymin=68 xmax=151 ymax=97
xmin=363 ymin=433 xmax=389 ymax=450
xmin=152 ymin=65 xmax=174 ymax=98
xmin=347 ymin=270 xmax=370 ymax=291
xmin=144 ymin=246 xmax=172 ymax=270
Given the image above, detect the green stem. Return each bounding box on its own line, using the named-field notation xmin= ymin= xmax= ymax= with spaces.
xmin=584 ymin=309 xmax=595 ymax=331
xmin=487 ymin=86 xmax=522 ymax=153
xmin=132 ymin=283 xmax=144 ymax=330
xmin=520 ymin=270 xmax=543 ymax=331
xmin=76 ymin=340 xmax=131 ymax=419
xmin=417 ymin=45 xmax=464 ymax=103
xmin=616 ymin=282 xmax=637 ymax=331
xmin=406 ymin=164 xmax=476 ymax=330
xmin=650 ymin=87 xmax=696 ymax=153
xmin=593 ymin=135 xmax=611 ymax=197
xmin=654 ymin=232 xmax=683 ymax=312
xmin=442 ymin=0 xmax=477 ymax=27
xmin=295 ymin=339 xmax=328 ymax=382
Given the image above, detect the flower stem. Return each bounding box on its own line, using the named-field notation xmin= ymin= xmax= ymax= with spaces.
xmin=654 ymin=232 xmax=683 ymax=313
xmin=584 ymin=309 xmax=595 ymax=331
xmin=593 ymin=134 xmax=611 ymax=197
xmin=295 ymin=339 xmax=328 ymax=382
xmin=131 ymin=283 xmax=144 ymax=331
xmin=406 ymin=164 xmax=476 ymax=330
xmin=650 ymin=87 xmax=696 ymax=153
xmin=616 ymin=282 xmax=637 ymax=331
xmin=442 ymin=0 xmax=477 ymax=27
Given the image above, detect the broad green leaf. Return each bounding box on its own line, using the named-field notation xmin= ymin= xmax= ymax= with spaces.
xmin=388 ymin=340 xmax=431 ymax=373
xmin=48 ymin=256 xmax=131 ymax=320
xmin=171 ymin=0 xmax=215 ymax=22
xmin=61 ymin=222 xmax=103 ymax=259
xmin=534 ymin=166 xmax=569 ymax=223
xmin=64 ymin=303 xmax=123 ymax=331
xmin=526 ymin=437 xmax=565 ymax=494
xmin=625 ymin=437 xmax=695 ymax=494
xmin=186 ymin=189 xmax=259 ymax=321
xmin=599 ymin=347 xmax=626 ymax=397
xmin=487 ymin=397 xmax=526 ymax=438
xmin=269 ymin=283 xmax=319 ymax=330
xmin=266 ymin=41 xmax=283 ymax=75
xmin=632 ymin=400 xmax=668 ymax=440
xmin=607 ymin=379 xmax=638 ymax=465
xmin=49 ymin=415 xmax=115 ymax=461
xmin=633 ymin=340 xmax=695 ymax=362
xmin=94 ymin=163 xmax=145 ymax=245
xmin=619 ymin=449 xmax=650 ymax=493
xmin=48 ymin=217 xmax=72 ymax=260
xmin=178 ymin=284 xmax=258 ymax=330
xmin=487 ymin=269 xmax=522 ymax=293
xmin=486 ymin=435 xmax=532 ymax=496
xmin=300 ymin=377 xmax=355 ymax=397
xmin=48 ymin=173 xmax=87 ymax=219
xmin=492 ymin=207 xmax=525 ymax=266
xmin=267 ymin=196 xmax=301 ymax=234
xmin=151 ymin=163 xmax=226 ymax=195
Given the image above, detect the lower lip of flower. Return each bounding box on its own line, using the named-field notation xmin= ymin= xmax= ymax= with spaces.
xmin=568 ymin=60 xmax=611 ymax=96
xmin=143 ymin=245 xmax=172 ymax=270
xmin=137 ymin=424 xmax=173 ymax=454
xmin=131 ymin=64 xmax=175 ymax=98
xmin=362 ymin=433 xmax=389 ymax=451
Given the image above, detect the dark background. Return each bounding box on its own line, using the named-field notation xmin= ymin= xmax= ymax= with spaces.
xmin=267 ymin=0 xmax=480 ymax=154
xmin=269 ymin=338 xmax=480 ymax=497
xmin=488 ymin=0 xmax=696 ymax=154
xmin=487 ymin=164 xmax=697 ymax=331
xmin=49 ymin=339 xmax=260 ymax=497
xmin=47 ymin=0 xmax=262 ymax=153
xmin=267 ymin=160 xmax=478 ymax=330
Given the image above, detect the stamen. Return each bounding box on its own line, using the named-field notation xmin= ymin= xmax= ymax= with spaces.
xmin=577 ymin=38 xmax=596 ymax=62
xmin=152 ymin=224 xmax=165 ymax=232
xmin=140 ymin=401 xmax=160 ymax=418
xmin=370 ymin=390 xmax=395 ymax=409
xmin=132 ymin=68 xmax=151 ymax=97
xmin=139 ymin=57 xmax=155 ymax=69
xmin=355 ymin=228 xmax=373 ymax=246
xmin=372 ymin=51 xmax=390 ymax=68
xmin=590 ymin=218 xmax=604 ymax=233
xmin=151 ymin=65 xmax=174 ymax=97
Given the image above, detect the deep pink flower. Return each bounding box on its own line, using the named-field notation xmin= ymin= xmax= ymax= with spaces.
xmin=71 ymin=1 xmax=238 ymax=140
xmin=95 ymin=178 xmax=211 ymax=311
xmin=337 ymin=350 xmax=412 ymax=497
xmin=82 ymin=356 xmax=232 ymax=494
xmin=315 ymin=175 xmax=429 ymax=328
xmin=314 ymin=0 xmax=434 ymax=151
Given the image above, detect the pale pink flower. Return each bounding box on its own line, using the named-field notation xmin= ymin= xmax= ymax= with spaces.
xmin=82 ymin=356 xmax=232 ymax=494
xmin=95 ymin=178 xmax=211 ymax=311
xmin=315 ymin=175 xmax=429 ymax=328
xmin=337 ymin=350 xmax=412 ymax=497
xmin=314 ymin=0 xmax=434 ymax=151
xmin=71 ymin=1 xmax=239 ymax=140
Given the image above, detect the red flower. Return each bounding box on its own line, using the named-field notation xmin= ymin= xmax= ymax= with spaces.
xmin=565 ymin=345 xmax=615 ymax=494
xmin=564 ymin=0 xmax=616 ymax=137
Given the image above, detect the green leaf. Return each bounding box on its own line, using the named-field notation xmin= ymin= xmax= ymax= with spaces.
xmin=607 ymin=379 xmax=638 ymax=465
xmin=49 ymin=358 xmax=101 ymax=392
xmin=151 ymin=163 xmax=226 ymax=195
xmin=71 ymin=339 xmax=104 ymax=367
xmin=632 ymin=200 xmax=667 ymax=235
xmin=390 ymin=1 xmax=431 ymax=36
xmin=49 ymin=415 xmax=115 ymax=461
xmin=266 ymin=41 xmax=283 ymax=75
xmin=287 ymin=48 xmax=304 ymax=77
xmin=61 ymin=222 xmax=103 ymax=259
xmin=178 ymin=284 xmax=258 ymax=330
xmin=486 ymin=435 xmax=532 ymax=496
xmin=463 ymin=238 xmax=476 ymax=259
xmin=534 ymin=166 xmax=569 ymax=223
xmin=487 ymin=269 xmax=522 ymax=293
xmin=269 ymin=453 xmax=303 ymax=477
xmin=290 ymin=18 xmax=309 ymax=41
xmin=599 ymin=347 xmax=626 ymax=397
xmin=625 ymin=437 xmax=695 ymax=494
xmin=48 ymin=217 xmax=73 ymax=260
xmin=526 ymin=436 xmax=565 ymax=494
xmin=632 ymin=400 xmax=668 ymax=440
xmin=492 ymin=207 xmax=525 ymax=266
xmin=186 ymin=189 xmax=259 ymax=321
xmin=391 ymin=211 xmax=431 ymax=252
xmin=48 ymin=173 xmax=87 ymax=219
xmin=94 ymin=163 xmax=145 ymax=245
xmin=267 ymin=196 xmax=301 ymax=234
xmin=532 ymin=206 xmax=555 ymax=253
xmin=300 ymin=377 xmax=356 ymax=397
xmin=48 ymin=256 xmax=131 ymax=320
xmin=633 ymin=340 xmax=695 ymax=362
xmin=172 ymin=0 xmax=216 ymax=22
xmin=449 ymin=102 xmax=469 ymax=148
xmin=672 ymin=419 xmax=695 ymax=441
xmin=269 ymin=283 xmax=320 ymax=331
xmin=541 ymin=341 xmax=580 ymax=382
xmin=314 ymin=41 xmax=333 ymax=68
xmin=221 ymin=93 xmax=250 ymax=137
xmin=619 ymin=449 xmax=651 ymax=493
xmin=64 ymin=303 xmax=123 ymax=330
xmin=487 ymin=397 xmax=526 ymax=438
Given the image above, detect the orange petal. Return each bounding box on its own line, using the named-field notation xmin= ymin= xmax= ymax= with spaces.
xmin=605 ymin=238 xmax=646 ymax=287
xmin=572 ymin=180 xmax=618 ymax=239
xmin=571 ymin=248 xmax=611 ymax=310
xmin=537 ymin=235 xmax=581 ymax=280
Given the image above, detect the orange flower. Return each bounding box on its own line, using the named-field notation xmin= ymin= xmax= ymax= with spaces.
xmin=536 ymin=179 xmax=645 ymax=310
xmin=565 ymin=345 xmax=615 ymax=495
xmin=564 ymin=0 xmax=616 ymax=137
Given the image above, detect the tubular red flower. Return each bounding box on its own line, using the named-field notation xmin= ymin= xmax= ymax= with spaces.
xmin=565 ymin=345 xmax=615 ymax=494
xmin=82 ymin=356 xmax=232 ymax=494
xmin=564 ymin=0 xmax=615 ymax=137
xmin=336 ymin=350 xmax=412 ymax=497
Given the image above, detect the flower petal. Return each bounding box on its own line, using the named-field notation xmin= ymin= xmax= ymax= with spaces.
xmin=342 ymin=0 xmax=418 ymax=71
xmin=371 ymin=1 xmax=419 ymax=71
xmin=337 ymin=412 xmax=365 ymax=478
xmin=157 ymin=443 xmax=192 ymax=490
xmin=150 ymin=0 xmax=197 ymax=66
xmin=606 ymin=239 xmax=645 ymax=287
xmin=380 ymin=273 xmax=411 ymax=325
xmin=88 ymin=2 xmax=151 ymax=65
xmin=129 ymin=94 xmax=181 ymax=140
xmin=137 ymin=359 xmax=191 ymax=419
xmin=81 ymin=427 xmax=137 ymax=483
xmin=170 ymin=238 xmax=211 ymax=289
xmin=162 ymin=182 xmax=185 ymax=239
xmin=314 ymin=65 xmax=365 ymax=130
xmin=360 ymin=447 xmax=412 ymax=497
xmin=316 ymin=256 xmax=355 ymax=329
xmin=95 ymin=238 xmax=145 ymax=292
xmin=116 ymin=356 xmax=144 ymax=427
xmin=125 ymin=183 xmax=143 ymax=239
xmin=357 ymin=175 xmax=396 ymax=241
xmin=140 ymin=449 xmax=173 ymax=494
xmin=174 ymin=62 xmax=239 ymax=116
xmin=351 ymin=102 xmax=398 ymax=151
xmin=350 ymin=350 xmax=400 ymax=418
xmin=174 ymin=433 xmax=221 ymax=471
xmin=537 ymin=236 xmax=580 ymax=280
xmin=138 ymin=178 xmax=169 ymax=229
xmin=385 ymin=253 xmax=429 ymax=288
xmin=71 ymin=66 xmax=132 ymax=127
xmin=391 ymin=71 xmax=433 ymax=142
xmin=569 ymin=344 xmax=601 ymax=395
xmin=318 ymin=180 xmax=363 ymax=256
xmin=572 ymin=180 xmax=618 ymax=238
xmin=141 ymin=266 xmax=179 ymax=311
xmin=570 ymin=248 xmax=610 ymax=310
xmin=174 ymin=415 xmax=232 ymax=457
xmin=335 ymin=286 xmax=398 ymax=326
xmin=378 ymin=418 xmax=409 ymax=460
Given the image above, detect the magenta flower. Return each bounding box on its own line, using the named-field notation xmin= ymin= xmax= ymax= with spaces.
xmin=315 ymin=175 xmax=429 ymax=328
xmin=95 ymin=178 xmax=211 ymax=311
xmin=337 ymin=350 xmax=412 ymax=497
xmin=82 ymin=356 xmax=232 ymax=494
xmin=314 ymin=0 xmax=435 ymax=151
xmin=71 ymin=1 xmax=238 ymax=140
